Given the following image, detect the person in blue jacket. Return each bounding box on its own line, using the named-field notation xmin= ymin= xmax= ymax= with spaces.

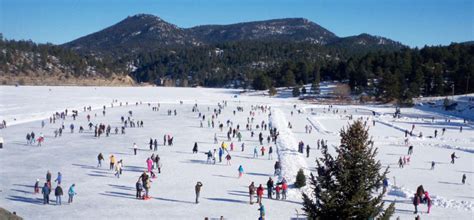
xmin=258 ymin=203 xmax=265 ymax=220
xmin=42 ymin=183 xmax=51 ymax=204
xmin=238 ymin=165 xmax=244 ymax=178
xmin=218 ymin=147 xmax=224 ymax=163
xmin=68 ymin=184 xmax=77 ymax=204
xmin=55 ymin=172 xmax=62 ymax=185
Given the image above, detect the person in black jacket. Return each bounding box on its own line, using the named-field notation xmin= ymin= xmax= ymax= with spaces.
xmin=55 ymin=185 xmax=63 ymax=205
xmin=193 ymin=142 xmax=198 ymax=154
xmin=266 ymin=177 xmax=274 ymax=199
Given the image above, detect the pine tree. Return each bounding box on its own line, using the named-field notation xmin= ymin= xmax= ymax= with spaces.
xmin=311 ymin=68 xmax=321 ymax=94
xmin=292 ymin=86 xmax=301 ymax=97
xmin=295 ymin=168 xmax=306 ymax=188
xmin=302 ymin=120 xmax=394 ymax=219
xmin=269 ymin=86 xmax=277 ymax=96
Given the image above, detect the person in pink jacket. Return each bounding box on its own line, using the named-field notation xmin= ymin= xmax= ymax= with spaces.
xmin=425 ymin=191 xmax=432 ymax=214
xmin=146 ymin=157 xmax=156 ymax=178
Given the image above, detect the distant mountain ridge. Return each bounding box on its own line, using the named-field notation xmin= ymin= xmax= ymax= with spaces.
xmin=63 ymin=14 xmax=405 ymax=56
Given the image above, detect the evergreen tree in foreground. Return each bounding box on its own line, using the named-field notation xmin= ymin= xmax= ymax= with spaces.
xmin=302 ymin=120 xmax=394 ymax=219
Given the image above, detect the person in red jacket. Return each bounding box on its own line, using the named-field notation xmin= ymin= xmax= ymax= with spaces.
xmin=260 ymin=146 xmax=266 ymax=156
xmin=281 ymin=182 xmax=288 ymax=200
xmin=256 ymin=184 xmax=264 ymax=204
xmin=275 ymin=185 xmax=281 ymax=200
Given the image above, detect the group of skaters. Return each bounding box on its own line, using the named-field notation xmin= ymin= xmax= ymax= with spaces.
xmin=25 ymin=131 xmax=44 ymax=146
xmin=34 ymin=171 xmax=76 ymax=205
xmin=413 ymin=185 xmax=432 ymax=215
xmin=248 ymin=176 xmax=289 ymax=205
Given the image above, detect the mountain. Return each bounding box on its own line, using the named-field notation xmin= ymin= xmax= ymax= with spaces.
xmin=327 ymin=33 xmax=405 ymax=53
xmin=188 ymin=18 xmax=337 ymax=45
xmin=64 ymin=14 xmax=193 ymax=57
xmin=63 ymin=14 xmax=404 ymax=57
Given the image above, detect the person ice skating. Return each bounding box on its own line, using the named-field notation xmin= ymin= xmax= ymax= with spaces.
xmin=408 ymin=145 xmax=413 ymax=155
xmin=219 ymin=147 xmax=224 ymax=162
xmin=431 ymin=161 xmax=435 ymax=170
xmin=110 ymin=155 xmax=116 ymax=170
xmin=115 ymin=160 xmax=122 ymax=178
xmin=398 ymin=157 xmax=404 ymax=168
xmin=225 ymin=154 xmax=232 ymax=165
xmin=26 ymin=133 xmax=31 ymax=145
xmin=34 ymin=179 xmax=40 ymax=194
xmin=451 ymin=152 xmax=458 ymax=164
xmin=195 ymin=181 xmax=203 ymax=204
xmin=260 ymin=146 xmax=265 ymax=156
xmin=55 ymin=184 xmax=63 ymax=205
xmin=143 ymin=176 xmax=151 ymax=200
xmin=253 ymin=147 xmax=258 ymax=158
xmin=238 ymin=165 xmax=244 ymax=178
xmin=37 ymin=135 xmax=44 ymax=146
xmin=193 ymin=142 xmax=198 ymax=154
xmin=133 ymin=143 xmax=138 ymax=155
xmin=413 ymin=193 xmax=421 ymax=214
xmin=146 ymin=157 xmax=153 ymax=173
xmin=136 ymin=180 xmax=143 ymax=199
xmin=383 ymin=178 xmax=389 ymax=192
xmin=256 ymin=184 xmax=264 ymax=204
xmin=205 ymin=150 xmax=212 ymax=164
xmin=97 ymin=153 xmax=104 ymax=167
xmin=425 ymin=191 xmax=432 ymax=214
xmin=268 ymin=146 xmax=273 ymax=160
xmin=274 ymin=161 xmax=281 ymax=176
xmin=42 ymin=182 xmax=51 ymax=204
xmin=275 ymin=184 xmax=281 ymax=200
xmin=249 ymin=182 xmax=256 ymax=204
xmin=68 ymin=184 xmax=76 ymax=203
xmin=266 ymin=177 xmax=274 ymax=199
xmin=55 ymin=172 xmax=62 ymax=185
xmin=306 ymin=145 xmax=310 ymax=158
xmin=149 ymin=138 xmax=153 ymax=150
xmin=258 ymin=203 xmax=265 ymax=220
xmin=46 ymin=170 xmax=52 ymax=188
xmin=154 ymin=139 xmax=158 ymax=151
xmin=462 ymin=174 xmax=466 ymax=184
xmin=281 ymin=181 xmax=288 ymax=200
xmin=434 ymin=129 xmax=438 ymax=138
xmin=416 ymin=185 xmax=425 ymax=199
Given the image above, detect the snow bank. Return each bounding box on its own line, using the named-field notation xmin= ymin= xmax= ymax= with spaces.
xmin=388 ymin=186 xmax=473 ymax=211
xmin=270 ymin=108 xmax=311 ymax=198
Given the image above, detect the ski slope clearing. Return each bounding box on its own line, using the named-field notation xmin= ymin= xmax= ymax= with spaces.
xmin=0 ymin=86 xmax=473 ymax=219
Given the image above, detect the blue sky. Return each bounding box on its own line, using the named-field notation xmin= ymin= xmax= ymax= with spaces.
xmin=1 ymin=0 xmax=473 ymax=47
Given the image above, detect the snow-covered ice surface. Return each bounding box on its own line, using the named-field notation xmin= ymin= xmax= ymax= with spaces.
xmin=0 ymin=86 xmax=473 ymax=219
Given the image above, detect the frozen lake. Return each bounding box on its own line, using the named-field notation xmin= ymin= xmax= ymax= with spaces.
xmin=0 ymin=86 xmax=472 ymax=219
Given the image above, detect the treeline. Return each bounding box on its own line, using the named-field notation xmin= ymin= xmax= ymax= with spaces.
xmin=130 ymin=40 xmax=347 ymax=87
xmin=255 ymin=43 xmax=474 ymax=102
xmin=335 ymin=43 xmax=474 ymax=102
xmin=131 ymin=39 xmax=474 ymax=102
xmin=0 ymin=35 xmax=126 ymax=77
